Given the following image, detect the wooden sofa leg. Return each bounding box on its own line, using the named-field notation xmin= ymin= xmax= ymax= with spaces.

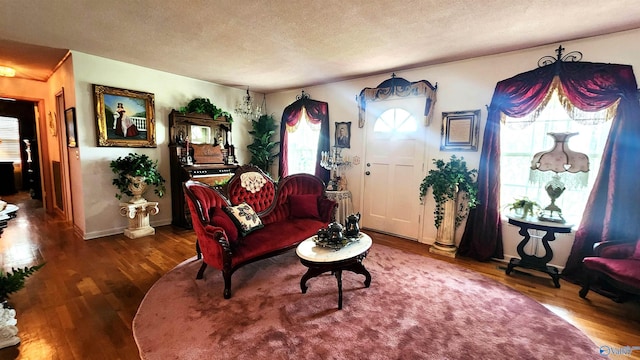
xmin=223 ymin=270 xmax=232 ymax=299
xmin=195 ymin=239 xmax=202 ymax=260
xmin=579 ymin=272 xmax=591 ymax=299
xmin=196 ymin=262 xmax=207 ymax=280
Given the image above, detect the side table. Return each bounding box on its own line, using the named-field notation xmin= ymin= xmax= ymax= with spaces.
xmin=505 ymin=215 xmax=572 ymax=288
xmin=296 ymin=232 xmax=372 ymax=309
xmin=325 ymin=190 xmax=353 ymax=225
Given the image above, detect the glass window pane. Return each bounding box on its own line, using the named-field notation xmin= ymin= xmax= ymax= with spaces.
xmin=287 ymin=111 xmax=321 ymax=175
xmin=500 ymin=92 xmax=612 ymax=225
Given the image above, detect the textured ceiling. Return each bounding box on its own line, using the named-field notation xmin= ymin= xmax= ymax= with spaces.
xmin=1 ymin=0 xmax=640 ymax=92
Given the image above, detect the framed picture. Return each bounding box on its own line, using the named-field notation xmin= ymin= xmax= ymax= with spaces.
xmin=93 ymin=84 xmax=156 ymax=147
xmin=64 ymin=107 xmax=78 ymax=147
xmin=440 ymin=110 xmax=480 ymax=151
xmin=335 ymin=122 xmax=351 ymax=148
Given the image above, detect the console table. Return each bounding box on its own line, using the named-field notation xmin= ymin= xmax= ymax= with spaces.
xmin=505 ymin=215 xmax=572 ymax=288
xmin=325 ymin=190 xmax=353 ymax=225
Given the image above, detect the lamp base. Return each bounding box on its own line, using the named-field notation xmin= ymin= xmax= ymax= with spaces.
xmin=538 ymin=212 xmax=565 ymax=223
xmin=540 ymin=175 xmax=566 ymax=223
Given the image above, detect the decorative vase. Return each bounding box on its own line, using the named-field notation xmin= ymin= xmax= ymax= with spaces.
xmin=126 ymin=175 xmax=148 ymax=204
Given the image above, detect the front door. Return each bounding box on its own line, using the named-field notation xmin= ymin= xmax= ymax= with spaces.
xmin=361 ymin=98 xmax=425 ymax=239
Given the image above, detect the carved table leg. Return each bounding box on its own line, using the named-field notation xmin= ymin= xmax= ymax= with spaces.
xmin=300 ymin=266 xmax=327 ymax=294
xmin=334 ymin=270 xmax=343 ymax=310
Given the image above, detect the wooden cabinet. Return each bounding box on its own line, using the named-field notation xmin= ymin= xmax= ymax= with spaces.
xmin=168 ymin=110 xmax=238 ymax=228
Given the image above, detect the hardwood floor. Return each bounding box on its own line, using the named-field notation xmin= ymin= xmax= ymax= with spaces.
xmin=0 ymin=192 xmax=638 ymax=359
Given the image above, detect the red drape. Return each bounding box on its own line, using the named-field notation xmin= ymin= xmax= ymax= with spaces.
xmin=459 ymin=61 xmax=640 ymax=276
xmin=278 ymin=97 xmax=330 ymax=184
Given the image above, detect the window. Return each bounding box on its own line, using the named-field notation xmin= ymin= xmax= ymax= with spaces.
xmin=0 ymin=116 xmax=21 ymax=163
xmin=287 ymin=108 xmax=321 ymax=175
xmin=500 ymin=89 xmax=613 ymax=224
xmin=373 ymin=108 xmax=417 ymax=133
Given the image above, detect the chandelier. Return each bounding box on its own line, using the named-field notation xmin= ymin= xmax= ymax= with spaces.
xmin=234 ymin=88 xmax=263 ymax=121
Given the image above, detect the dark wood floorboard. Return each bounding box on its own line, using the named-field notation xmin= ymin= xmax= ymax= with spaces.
xmin=0 ymin=192 xmax=638 ymax=359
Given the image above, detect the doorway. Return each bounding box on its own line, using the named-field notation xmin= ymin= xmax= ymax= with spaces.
xmin=361 ymin=98 xmax=426 ymax=239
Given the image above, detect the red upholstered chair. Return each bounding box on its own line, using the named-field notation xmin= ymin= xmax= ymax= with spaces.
xmin=579 ymin=240 xmax=640 ymax=302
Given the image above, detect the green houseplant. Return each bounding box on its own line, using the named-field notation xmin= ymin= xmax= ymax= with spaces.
xmin=419 ymin=155 xmax=479 ymax=228
xmin=0 ymin=264 xmax=45 ymax=303
xmin=247 ymin=114 xmax=280 ymax=175
xmin=506 ymin=197 xmax=540 ymax=218
xmin=179 ymin=98 xmax=233 ymax=123
xmin=110 ymin=153 xmax=166 ymax=201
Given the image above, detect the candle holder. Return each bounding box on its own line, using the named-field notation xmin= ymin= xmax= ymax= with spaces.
xmin=321 ymin=146 xmax=351 ymax=189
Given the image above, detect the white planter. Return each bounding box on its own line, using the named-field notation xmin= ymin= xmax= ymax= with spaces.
xmin=127 ymin=175 xmax=148 ymax=204
xmin=429 ymin=195 xmax=458 ymax=258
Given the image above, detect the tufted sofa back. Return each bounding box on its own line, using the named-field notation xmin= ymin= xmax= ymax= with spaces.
xmin=226 ymin=168 xmax=276 ymax=214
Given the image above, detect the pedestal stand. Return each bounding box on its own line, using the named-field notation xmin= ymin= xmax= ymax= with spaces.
xmin=429 ymin=197 xmax=457 ymax=258
xmin=119 ymin=201 xmax=159 ymax=239
xmin=0 ymin=305 xmax=20 ymax=349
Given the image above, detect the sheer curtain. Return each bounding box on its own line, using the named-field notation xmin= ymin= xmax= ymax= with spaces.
xmin=459 ymin=61 xmax=640 ymax=281
xmin=278 ymin=97 xmax=330 ymax=183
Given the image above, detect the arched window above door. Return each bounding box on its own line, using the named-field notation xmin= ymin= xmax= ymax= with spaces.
xmin=373 ymin=108 xmax=417 ymax=133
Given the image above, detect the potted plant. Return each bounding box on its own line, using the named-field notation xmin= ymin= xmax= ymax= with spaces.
xmin=110 ymin=153 xmax=166 ymax=203
xmin=0 ymin=264 xmax=45 ymax=303
xmin=179 ymin=98 xmax=233 ymax=123
xmin=506 ymin=197 xmax=540 ymax=218
xmin=419 ymin=155 xmax=479 ymax=229
xmin=247 ymin=114 xmax=280 ymax=175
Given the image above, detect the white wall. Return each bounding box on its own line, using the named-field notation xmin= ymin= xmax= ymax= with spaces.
xmin=266 ymin=28 xmax=640 ymax=269
xmin=71 ymin=52 xmax=250 ymax=239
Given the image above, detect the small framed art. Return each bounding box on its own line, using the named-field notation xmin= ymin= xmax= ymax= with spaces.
xmin=440 ymin=110 xmax=480 ymax=151
xmin=335 ymin=122 xmax=351 ymax=148
xmin=64 ymin=107 xmax=78 ymax=147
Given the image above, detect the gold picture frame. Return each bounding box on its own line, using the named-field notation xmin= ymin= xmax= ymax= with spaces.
xmin=93 ymin=84 xmax=156 ymax=147
xmin=440 ymin=110 xmax=480 ymax=151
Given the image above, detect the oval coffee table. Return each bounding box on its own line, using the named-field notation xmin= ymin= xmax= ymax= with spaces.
xmin=296 ymin=232 xmax=372 ymax=309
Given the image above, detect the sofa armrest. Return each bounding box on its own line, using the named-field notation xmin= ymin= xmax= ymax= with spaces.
xmin=318 ymin=197 xmax=338 ymax=223
xmin=593 ymin=240 xmax=636 ymax=258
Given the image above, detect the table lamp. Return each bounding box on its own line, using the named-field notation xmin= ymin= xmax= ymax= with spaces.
xmin=529 ymin=132 xmax=589 ymax=223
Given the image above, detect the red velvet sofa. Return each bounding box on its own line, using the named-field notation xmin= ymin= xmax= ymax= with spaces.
xmin=579 ymin=240 xmax=640 ymax=302
xmin=183 ymin=164 xmax=337 ymax=299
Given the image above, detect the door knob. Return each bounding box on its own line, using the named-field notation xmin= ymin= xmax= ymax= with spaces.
xmin=365 ymin=171 xmax=371 ymax=175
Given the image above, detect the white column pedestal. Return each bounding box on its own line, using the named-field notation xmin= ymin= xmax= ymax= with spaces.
xmin=0 ymin=306 xmax=20 ymax=349
xmin=429 ymin=196 xmax=458 ymax=258
xmin=119 ymin=201 xmax=159 ymax=239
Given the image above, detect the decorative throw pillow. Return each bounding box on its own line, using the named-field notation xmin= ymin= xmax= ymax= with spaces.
xmin=289 ymin=194 xmax=320 ymax=220
xmin=224 ymin=202 xmax=264 ymax=237
xmin=208 ymin=207 xmax=239 ymax=243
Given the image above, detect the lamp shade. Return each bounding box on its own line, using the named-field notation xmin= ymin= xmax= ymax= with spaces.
xmin=530 ymin=132 xmax=589 ymax=173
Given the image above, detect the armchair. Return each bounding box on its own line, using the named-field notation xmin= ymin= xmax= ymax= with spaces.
xmin=579 ymin=240 xmax=640 ymax=302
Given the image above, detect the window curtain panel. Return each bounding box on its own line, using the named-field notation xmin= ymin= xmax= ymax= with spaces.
xmin=278 ymin=97 xmax=330 ymax=184
xmin=459 ymin=61 xmax=640 ymax=277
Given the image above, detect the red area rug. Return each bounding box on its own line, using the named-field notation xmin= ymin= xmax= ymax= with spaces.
xmin=133 ymin=244 xmax=601 ymax=359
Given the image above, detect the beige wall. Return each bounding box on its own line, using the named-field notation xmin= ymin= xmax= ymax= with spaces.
xmin=266 ymin=28 xmax=640 ymax=269
xmin=70 ymin=51 xmax=251 ymax=239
